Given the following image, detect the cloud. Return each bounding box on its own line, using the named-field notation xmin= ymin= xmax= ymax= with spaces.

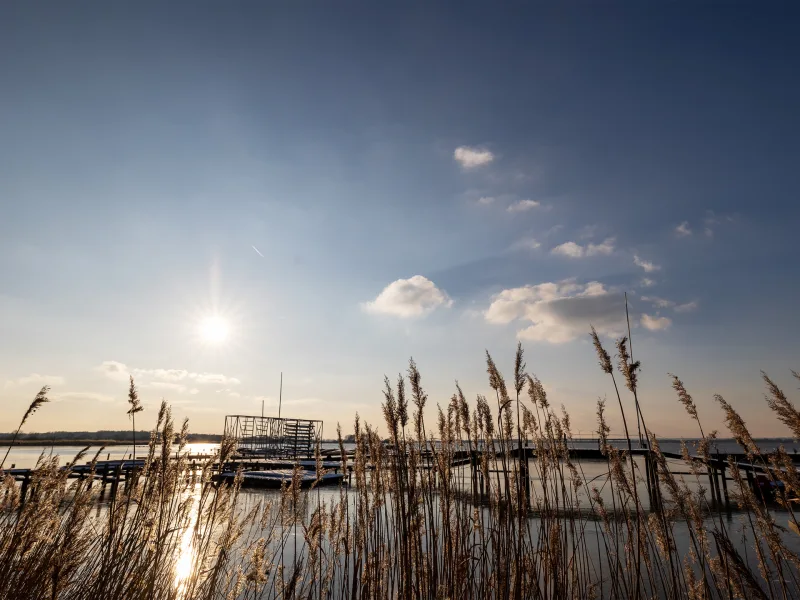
xmin=363 ymin=275 xmax=452 ymax=318
xmin=703 ymin=210 xmax=736 ymax=238
xmin=485 ymin=280 xmax=627 ymax=343
xmin=453 ymin=146 xmax=494 ymax=168
xmin=53 ymin=391 xmax=115 ymax=403
xmin=512 ymin=237 xmax=541 ymax=251
xmin=507 ymin=199 xmax=541 ymax=212
xmin=640 ymin=296 xmax=674 ymax=309
xmin=640 ymin=278 xmax=656 ymax=288
xmin=640 ymin=296 xmax=698 ymax=313
xmin=143 ymin=381 xmax=192 ymax=394
xmin=633 ymin=254 xmax=661 ymax=272
xmin=98 ymin=361 xmax=240 ymax=386
xmin=675 ymin=222 xmax=692 ymax=237
xmin=4 ymin=373 xmax=65 ymax=388
xmin=477 ymin=196 xmax=495 ymax=205
xmin=551 ymin=238 xmax=615 ymax=258
xmin=641 ymin=314 xmax=672 ymax=331
xmin=674 ymin=301 xmax=698 ymax=313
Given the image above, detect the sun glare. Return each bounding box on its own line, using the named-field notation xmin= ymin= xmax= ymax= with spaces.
xmin=198 ymin=315 xmax=230 ymax=344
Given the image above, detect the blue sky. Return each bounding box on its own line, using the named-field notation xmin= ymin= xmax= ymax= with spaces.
xmin=1 ymin=3 xmax=798 ymax=437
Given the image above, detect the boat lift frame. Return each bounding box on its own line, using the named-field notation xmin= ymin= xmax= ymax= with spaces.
xmin=223 ymin=414 xmax=323 ymax=459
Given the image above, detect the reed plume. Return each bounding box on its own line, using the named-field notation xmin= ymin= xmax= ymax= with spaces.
xmin=1 ymin=386 xmax=49 ymax=470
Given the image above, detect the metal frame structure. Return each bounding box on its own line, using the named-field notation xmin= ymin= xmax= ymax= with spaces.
xmin=224 ymin=415 xmax=323 ymax=459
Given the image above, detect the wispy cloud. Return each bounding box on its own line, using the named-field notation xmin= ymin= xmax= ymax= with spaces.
xmin=703 ymin=210 xmax=736 ymax=238
xmin=477 ymin=196 xmax=495 ymax=205
xmin=641 ymin=296 xmax=698 ymax=313
xmin=252 ymin=245 xmax=265 ymax=257
xmin=53 ymin=391 xmax=115 ymax=403
xmin=512 ymin=237 xmax=541 ymax=251
xmin=640 ymin=296 xmax=674 ymax=309
xmin=633 ymin=254 xmax=661 ymax=273
xmin=98 ymin=361 xmax=241 ymax=386
xmin=362 ymin=275 xmax=453 ymax=318
xmin=4 ymin=373 xmax=65 ymax=388
xmin=551 ymin=238 xmax=615 ymax=258
xmin=485 ymin=279 xmax=627 ymax=343
xmin=675 ymin=222 xmax=692 ymax=237
xmin=507 ymin=199 xmax=541 ymax=212
xmin=453 ymin=146 xmax=494 ymax=169
xmin=674 ymin=301 xmax=698 ymax=313
xmin=640 ymin=278 xmax=656 ymax=288
xmin=641 ymin=313 xmax=672 ymax=331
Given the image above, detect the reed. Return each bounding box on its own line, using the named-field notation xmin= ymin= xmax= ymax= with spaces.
xmin=1 ymin=336 xmax=799 ymax=599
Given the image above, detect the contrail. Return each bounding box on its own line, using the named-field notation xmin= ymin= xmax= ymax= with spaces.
xmin=251 ymin=245 xmax=265 ymax=258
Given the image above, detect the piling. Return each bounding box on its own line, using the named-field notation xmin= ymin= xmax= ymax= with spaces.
xmin=110 ymin=464 xmax=122 ymax=498
xmin=716 ymin=452 xmax=731 ymax=512
xmin=20 ymin=473 xmax=30 ymax=505
xmin=712 ymin=465 xmax=723 ymax=511
xmin=707 ymin=462 xmax=719 ymax=506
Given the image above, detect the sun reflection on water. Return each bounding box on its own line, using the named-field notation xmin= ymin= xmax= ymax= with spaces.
xmin=174 ymin=493 xmax=199 ymax=598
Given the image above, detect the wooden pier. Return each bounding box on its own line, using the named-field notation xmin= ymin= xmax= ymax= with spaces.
xmin=3 ymin=439 xmax=797 ymax=510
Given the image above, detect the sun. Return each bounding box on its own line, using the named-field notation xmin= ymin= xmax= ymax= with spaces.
xmin=198 ymin=315 xmax=230 ymax=344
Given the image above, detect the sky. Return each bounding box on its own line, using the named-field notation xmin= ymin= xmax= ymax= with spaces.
xmin=1 ymin=3 xmax=799 ymax=439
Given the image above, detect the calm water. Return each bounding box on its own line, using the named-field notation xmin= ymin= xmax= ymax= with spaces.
xmin=4 ymin=438 xmax=797 ymax=470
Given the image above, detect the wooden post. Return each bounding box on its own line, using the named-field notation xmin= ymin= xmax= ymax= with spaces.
xmin=717 ymin=452 xmax=731 ymax=512
xmin=20 ymin=473 xmax=30 ymax=505
xmin=110 ymin=464 xmax=122 ymax=498
xmin=712 ymin=465 xmax=723 ymax=511
xmin=644 ymin=452 xmax=654 ymax=509
xmin=707 ymin=463 xmax=718 ymax=506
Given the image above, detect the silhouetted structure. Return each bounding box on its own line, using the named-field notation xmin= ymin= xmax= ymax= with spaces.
xmin=223 ymin=415 xmax=323 ymax=459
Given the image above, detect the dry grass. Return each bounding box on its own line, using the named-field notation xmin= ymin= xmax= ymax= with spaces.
xmin=1 ymin=336 xmax=800 ymax=599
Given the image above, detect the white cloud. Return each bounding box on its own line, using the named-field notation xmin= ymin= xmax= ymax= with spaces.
xmin=453 ymin=146 xmax=494 ymax=168
xmin=97 ymin=361 xmax=131 ymax=382
xmin=4 ymin=373 xmax=65 ymax=388
xmin=704 ymin=227 xmax=714 ymax=237
xmin=551 ymin=238 xmax=615 ymax=258
xmin=363 ymin=275 xmax=452 ymax=318
xmin=674 ymin=301 xmax=698 ymax=313
xmin=507 ymin=199 xmax=541 ymax=212
xmin=633 ymin=254 xmax=661 ymax=272
xmin=640 ymin=278 xmax=656 ymax=288
xmin=587 ymin=238 xmax=616 ymax=256
xmin=98 ymin=361 xmax=240 ymax=386
xmin=485 ymin=280 xmax=627 ymax=343
xmin=550 ymin=241 xmax=584 ymax=258
xmin=477 ymin=196 xmax=495 ymax=205
xmin=641 ymin=314 xmax=672 ymax=331
xmin=675 ymin=222 xmax=692 ymax=237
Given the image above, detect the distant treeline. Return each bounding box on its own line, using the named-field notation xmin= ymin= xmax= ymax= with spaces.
xmin=0 ymin=431 xmax=223 ymax=445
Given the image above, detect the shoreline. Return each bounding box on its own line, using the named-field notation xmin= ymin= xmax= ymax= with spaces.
xmin=0 ymin=439 xmax=221 ymax=447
